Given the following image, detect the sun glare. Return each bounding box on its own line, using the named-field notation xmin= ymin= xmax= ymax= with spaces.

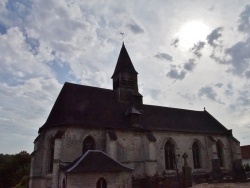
xmin=177 ymin=21 xmax=210 ymax=50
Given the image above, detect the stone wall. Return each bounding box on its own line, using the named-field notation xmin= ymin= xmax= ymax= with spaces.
xmin=30 ymin=126 xmax=238 ymax=188
xmin=60 ymin=127 xmax=106 ymax=162
xmin=66 ymin=172 xmax=132 ymax=188
xmin=152 ymin=131 xmax=232 ymax=174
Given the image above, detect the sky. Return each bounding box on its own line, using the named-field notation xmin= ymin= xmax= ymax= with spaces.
xmin=0 ymin=0 xmax=250 ymax=154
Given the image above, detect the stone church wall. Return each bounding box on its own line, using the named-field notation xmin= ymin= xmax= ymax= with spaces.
xmin=60 ymin=127 xmax=106 ymax=162
xmin=30 ymin=126 xmax=238 ymax=188
xmin=116 ymin=130 xmax=147 ymax=177
xmin=152 ymin=131 xmax=233 ymax=174
xmin=66 ymin=172 xmax=132 ymax=188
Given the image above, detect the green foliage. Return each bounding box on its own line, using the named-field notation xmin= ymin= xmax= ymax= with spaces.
xmin=0 ymin=151 xmax=31 ymax=188
xmin=244 ymin=163 xmax=250 ymax=172
xmin=14 ymin=176 xmax=29 ymax=188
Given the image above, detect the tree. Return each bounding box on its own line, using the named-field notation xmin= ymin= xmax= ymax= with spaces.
xmin=0 ymin=151 xmax=31 ymax=188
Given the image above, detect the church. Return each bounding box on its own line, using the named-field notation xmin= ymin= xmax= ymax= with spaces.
xmin=29 ymin=43 xmax=243 ymax=188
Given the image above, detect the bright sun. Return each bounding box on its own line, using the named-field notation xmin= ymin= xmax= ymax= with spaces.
xmin=176 ymin=21 xmax=210 ymax=50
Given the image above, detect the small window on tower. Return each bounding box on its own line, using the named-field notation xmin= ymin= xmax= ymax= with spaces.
xmin=120 ymin=78 xmax=134 ymax=89
xmin=127 ymin=79 xmax=134 ymax=89
xmin=121 ymin=78 xmax=126 ymax=87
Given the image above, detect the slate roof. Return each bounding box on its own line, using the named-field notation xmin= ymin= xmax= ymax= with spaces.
xmin=111 ymin=43 xmax=138 ymax=78
xmin=241 ymin=145 xmax=250 ymax=159
xmin=64 ymin=150 xmax=133 ymax=173
xmin=39 ymin=82 xmax=229 ymax=134
xmin=39 ymin=43 xmax=230 ymax=135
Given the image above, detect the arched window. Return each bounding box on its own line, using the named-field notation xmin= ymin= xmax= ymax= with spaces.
xmin=216 ymin=141 xmax=224 ymax=167
xmin=48 ymin=139 xmax=54 ymax=173
xmin=96 ymin=177 xmax=107 ymax=188
xmin=192 ymin=141 xmax=201 ymax=169
xmin=164 ymin=140 xmax=175 ymax=170
xmin=82 ymin=136 xmax=95 ymax=154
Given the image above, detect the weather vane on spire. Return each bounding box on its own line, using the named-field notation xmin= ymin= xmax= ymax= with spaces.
xmin=120 ymin=32 xmax=125 ymax=43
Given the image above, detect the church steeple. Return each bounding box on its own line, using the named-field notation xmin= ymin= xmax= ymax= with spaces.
xmin=112 ymin=43 xmax=142 ymax=107
xmin=111 ymin=43 xmax=138 ymax=79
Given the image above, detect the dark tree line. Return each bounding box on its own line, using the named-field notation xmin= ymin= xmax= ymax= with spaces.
xmin=0 ymin=151 xmax=30 ymax=188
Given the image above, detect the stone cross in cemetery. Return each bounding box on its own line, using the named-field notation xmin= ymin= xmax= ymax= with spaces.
xmin=182 ymin=152 xmax=192 ymax=187
xmin=183 ymin=152 xmax=188 ymax=166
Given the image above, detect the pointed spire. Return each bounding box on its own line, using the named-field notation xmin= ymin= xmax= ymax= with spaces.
xmin=111 ymin=43 xmax=138 ymax=78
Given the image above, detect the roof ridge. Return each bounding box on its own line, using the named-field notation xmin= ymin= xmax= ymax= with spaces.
xmin=143 ymin=104 xmax=204 ymax=112
xmin=66 ymin=150 xmax=133 ymax=173
xmin=64 ymin=82 xmax=113 ymax=92
xmin=66 ymin=150 xmax=90 ymax=172
xmin=97 ymin=150 xmax=134 ymax=171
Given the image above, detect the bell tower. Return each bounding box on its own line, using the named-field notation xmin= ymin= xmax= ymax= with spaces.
xmin=111 ymin=43 xmax=142 ymax=108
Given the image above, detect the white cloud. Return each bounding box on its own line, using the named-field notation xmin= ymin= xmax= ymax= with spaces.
xmin=238 ymin=4 xmax=250 ymax=35
xmin=154 ymin=52 xmax=173 ymax=62
xmin=0 ymin=27 xmax=53 ymax=78
xmin=198 ymin=86 xmax=225 ymax=105
xmin=0 ymin=77 xmax=61 ymax=153
xmin=1 ymin=0 xmax=250 ymax=153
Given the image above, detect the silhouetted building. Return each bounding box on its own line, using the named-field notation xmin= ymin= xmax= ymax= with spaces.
xmin=241 ymin=145 xmax=250 ymax=166
xmin=29 ymin=43 xmax=242 ymax=188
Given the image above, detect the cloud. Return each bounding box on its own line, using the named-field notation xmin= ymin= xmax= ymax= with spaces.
xmin=245 ymin=70 xmax=250 ymax=78
xmin=207 ymin=5 xmax=250 ymax=77
xmin=143 ymin=88 xmax=161 ymax=100
xmin=189 ymin=41 xmax=206 ymax=58
xmin=229 ymin=85 xmax=250 ymax=115
xmin=166 ymin=59 xmax=197 ymax=80
xmin=127 ymin=22 xmax=144 ymax=34
xmin=171 ymin=38 xmax=179 ymax=47
xmin=178 ymin=92 xmax=196 ymax=104
xmin=224 ymin=38 xmax=250 ymax=76
xmin=206 ymin=27 xmax=223 ymax=47
xmin=238 ymin=4 xmax=250 ymax=35
xmin=166 ymin=65 xmax=186 ymax=80
xmin=0 ymin=23 xmax=7 ymax=34
xmin=183 ymin=59 xmax=196 ymax=72
xmin=215 ymin=83 xmax=223 ymax=88
xmin=0 ymin=77 xmax=61 ymax=153
xmin=198 ymin=86 xmax=224 ymax=104
xmin=0 ymin=27 xmax=53 ymax=79
xmin=225 ymin=83 xmax=233 ymax=96
xmin=154 ymin=52 xmax=173 ymax=61
xmin=237 ymin=89 xmax=250 ymax=106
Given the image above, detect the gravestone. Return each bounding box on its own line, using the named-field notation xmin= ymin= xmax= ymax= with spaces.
xmin=182 ymin=152 xmax=192 ymax=188
xmin=233 ymin=159 xmax=247 ymax=181
xmin=211 ymin=159 xmax=223 ymax=182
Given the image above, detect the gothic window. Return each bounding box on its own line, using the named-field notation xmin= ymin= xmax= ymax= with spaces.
xmin=192 ymin=141 xmax=201 ymax=169
xmin=82 ymin=136 xmax=95 ymax=154
xmin=164 ymin=140 xmax=175 ymax=170
xmin=48 ymin=139 xmax=54 ymax=173
xmin=216 ymin=141 xmax=224 ymax=167
xmin=96 ymin=177 xmax=107 ymax=188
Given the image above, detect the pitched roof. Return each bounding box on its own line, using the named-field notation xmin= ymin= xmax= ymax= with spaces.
xmin=241 ymin=145 xmax=250 ymax=159
xmin=39 ymin=82 xmax=229 ymax=135
xmin=64 ymin=150 xmax=133 ymax=173
xmin=141 ymin=105 xmax=229 ymax=133
xmin=111 ymin=43 xmax=138 ymax=78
